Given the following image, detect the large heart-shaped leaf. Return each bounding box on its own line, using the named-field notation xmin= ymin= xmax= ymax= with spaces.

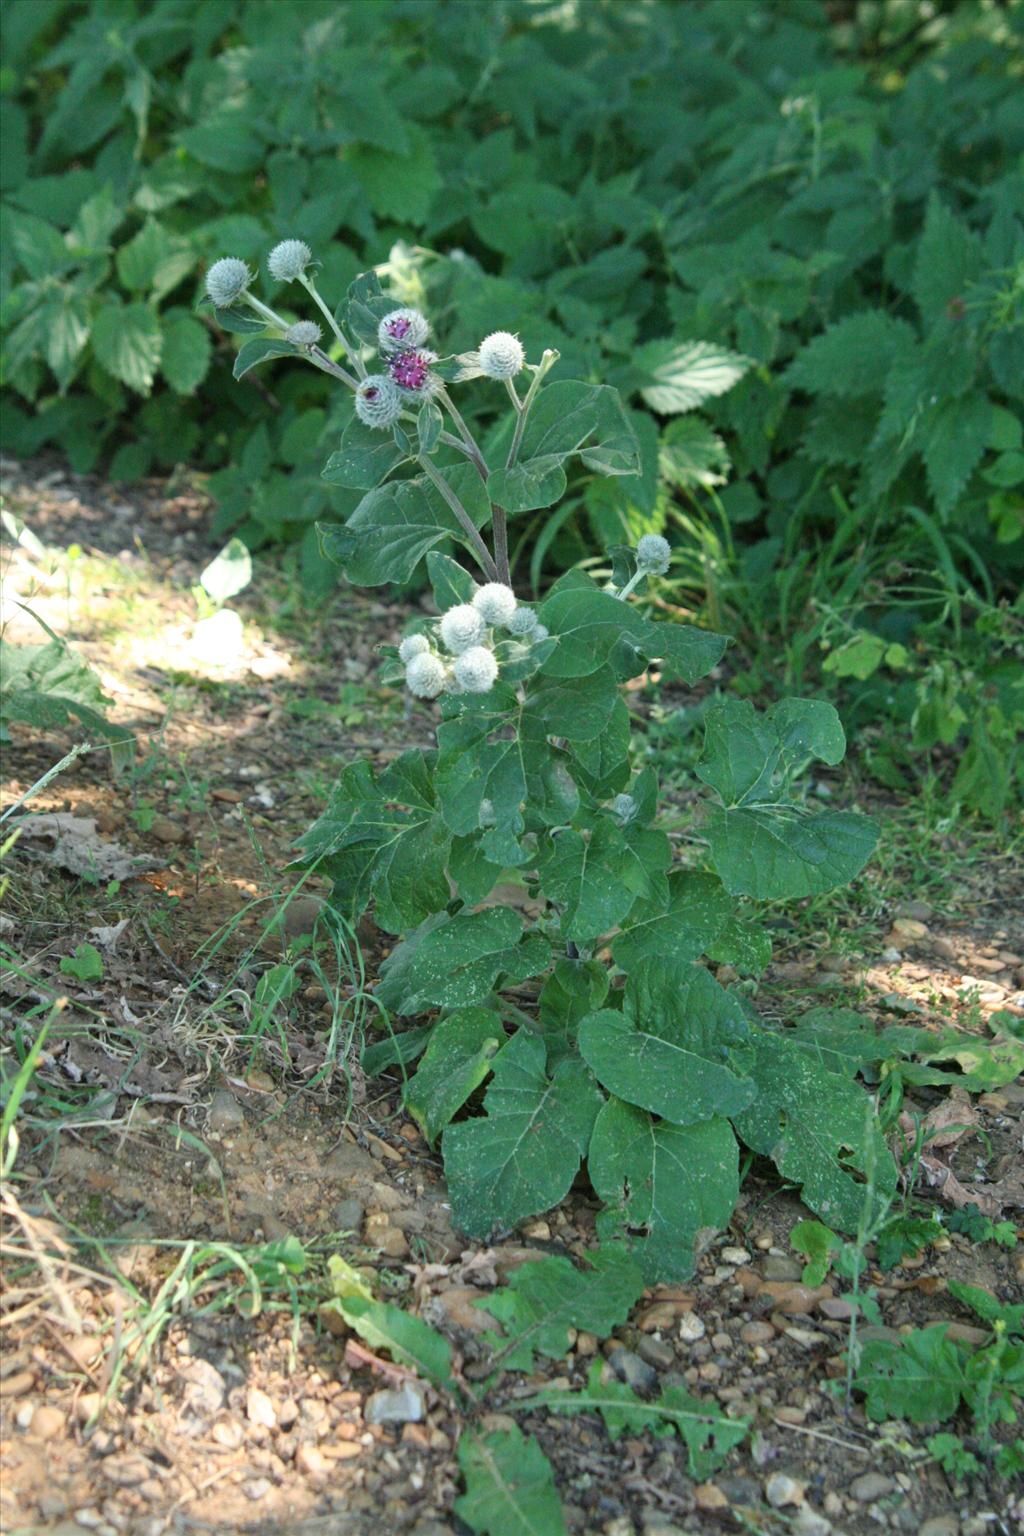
xmin=612 ymin=870 xmax=734 ymax=971
xmin=488 ymin=382 xmax=640 ymax=514
xmin=403 ymin=1008 xmax=505 ymax=1145
xmin=377 ymin=908 xmax=550 ymax=1015
xmin=318 ymin=462 xmax=490 ymax=585
xmin=322 ymin=414 xmax=409 ymax=489
xmin=539 ymin=575 xmax=726 ymax=682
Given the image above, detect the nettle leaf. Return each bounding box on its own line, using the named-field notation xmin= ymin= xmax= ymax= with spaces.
xmin=377 ymin=908 xmax=550 ymax=1015
xmin=786 ymin=312 xmax=917 ymax=399
xmin=480 ymin=1247 xmax=644 ymax=1373
xmin=321 ymin=415 xmax=409 ymax=490
xmin=161 ymin=314 xmax=211 ymax=395
xmin=913 ymin=195 xmax=984 ymax=330
xmin=579 ymin=961 xmax=754 ymax=1125
xmin=487 ymin=382 xmax=640 ymax=514
xmin=696 ymin=698 xmax=877 ymax=899
xmin=318 ymin=463 xmax=490 ymax=586
xmin=456 ymin=1428 xmax=566 ymax=1536
xmin=443 ymin=1031 xmax=604 ymax=1238
xmin=922 ymin=394 xmax=991 ymax=516
xmin=855 ymin=1326 xmax=966 ymax=1424
xmin=612 ymin=870 xmax=734 ymax=971
xmin=731 ymin=1031 xmax=898 ymax=1233
xmin=539 ymin=574 xmax=726 ymax=683
xmin=91 ymin=300 xmax=161 ymax=394
xmin=524 ymin=1360 xmax=750 ymax=1479
xmin=403 ymin=1007 xmax=505 ymax=1145
xmin=659 ymin=416 xmax=731 ymax=489
xmin=589 ymin=1097 xmax=739 ymax=1282
xmin=330 ymin=1295 xmax=452 ymax=1389
xmin=293 ymin=751 xmax=451 ymax=934
xmin=634 ymin=338 xmax=750 ymax=415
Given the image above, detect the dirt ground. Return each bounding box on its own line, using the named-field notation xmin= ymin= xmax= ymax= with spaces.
xmin=1 ymin=457 xmax=1022 ymax=1536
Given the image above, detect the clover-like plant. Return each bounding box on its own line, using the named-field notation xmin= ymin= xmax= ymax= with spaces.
xmin=211 ymin=249 xmax=890 ymax=1280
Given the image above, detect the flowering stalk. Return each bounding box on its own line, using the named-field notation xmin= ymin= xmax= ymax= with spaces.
xmin=298 ymin=273 xmax=366 ymax=380
xmin=436 ymin=385 xmax=512 ymax=584
xmin=417 ymin=455 xmax=499 ymax=582
xmin=505 ymin=348 xmax=559 ymax=470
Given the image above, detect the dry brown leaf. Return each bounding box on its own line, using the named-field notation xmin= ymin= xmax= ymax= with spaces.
xmin=13 ymin=814 xmax=164 ymax=881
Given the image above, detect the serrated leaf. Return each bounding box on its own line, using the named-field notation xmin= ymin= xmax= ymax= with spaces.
xmin=481 ymin=1248 xmax=644 ymax=1373
xmin=378 ymin=908 xmax=549 ymax=1015
xmin=635 ymin=338 xmax=750 ymax=415
xmin=322 ymin=413 xmax=409 ymax=490
xmin=179 ymin=115 xmax=264 ymax=174
xmin=329 ymin=1295 xmax=452 ymax=1388
xmin=913 ymin=196 xmax=984 ymax=329
xmin=404 ymin=1008 xmax=505 ymax=1145
xmin=855 ymin=1326 xmax=965 ymax=1423
xmin=319 ymin=464 xmax=490 ymax=586
xmin=589 ymin=1097 xmax=739 ymax=1281
xmin=161 ymin=314 xmax=211 ymax=394
xmin=579 ymin=961 xmax=754 ymax=1125
xmin=786 ymin=312 xmax=916 ymax=399
xmin=349 ymin=125 xmax=440 ymax=224
xmin=91 ymin=301 xmax=162 ymax=395
xmin=659 ymin=416 xmax=731 ymax=489
xmin=922 ymin=394 xmax=991 ymax=516
xmin=524 ymin=1361 xmax=750 ymax=1479
xmin=456 ymin=1428 xmax=566 ymax=1536
xmin=488 ymin=383 xmax=640 ymax=515
xmin=731 ymin=1031 xmax=898 ymax=1233
xmin=442 ymin=1031 xmax=603 ymax=1239
xmin=116 ymin=217 xmax=194 ymax=299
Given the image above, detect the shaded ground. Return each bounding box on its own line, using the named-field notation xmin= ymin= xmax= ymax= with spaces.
xmin=1 ymin=457 xmax=1022 ymax=1536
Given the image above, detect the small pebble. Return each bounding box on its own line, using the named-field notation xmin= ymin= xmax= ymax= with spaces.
xmin=762 ymin=1255 xmax=802 ymax=1282
xmin=740 ymin=1321 xmax=775 ymax=1346
xmin=677 ymin=1312 xmax=706 ymax=1343
xmin=793 ymin=1508 xmax=832 ymax=1536
xmin=246 ymin=1387 xmax=276 ymax=1430
xmin=365 ymin=1383 xmax=425 ymax=1425
xmin=243 ymin=1478 xmax=271 ymax=1501
xmin=765 ymin=1473 xmax=805 ymax=1508
xmin=721 ymin=1246 xmax=751 ymax=1265
xmin=919 ymin=1518 xmax=958 ymax=1536
xmin=636 ymin=1336 xmax=674 ymax=1370
xmin=296 ymin=1444 xmax=330 ymax=1479
xmin=208 ymin=1089 xmax=245 ymax=1135
xmin=849 ymin=1472 xmax=895 ymax=1502
xmin=607 ymin=1347 xmax=658 ymax=1393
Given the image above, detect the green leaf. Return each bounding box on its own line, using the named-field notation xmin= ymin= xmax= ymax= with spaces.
xmin=377 ymin=908 xmax=549 ymax=1015
xmin=329 ymin=1295 xmax=452 ymax=1389
xmin=634 ymin=338 xmax=750 ymax=415
xmin=947 ymin=1280 xmax=1024 ymax=1337
xmin=350 ymin=125 xmax=440 ymax=224
xmin=659 ymin=416 xmax=731 ymax=489
xmin=426 ymin=551 xmax=477 ymax=610
xmin=790 ymin=1219 xmax=840 ymax=1286
xmin=160 ymin=314 xmax=211 ymax=395
xmin=524 ymin=1361 xmax=750 ymax=1479
xmin=922 ymin=394 xmax=991 ymax=516
xmin=731 ymin=1031 xmax=898 ymax=1233
xmin=481 ymin=1248 xmax=644 ymax=1373
xmin=913 ymin=196 xmax=983 ymax=329
xmin=612 ymin=871 xmax=734 ymax=972
xmin=232 ymin=337 xmax=298 ymax=380
xmin=456 ymin=1429 xmax=566 ymax=1536
xmin=116 ymin=217 xmax=194 ymax=298
xmin=179 ymin=115 xmax=265 ymax=173
xmin=321 ymin=414 xmax=409 ymax=490
xmin=4 ymin=207 xmax=71 ymax=278
xmin=786 ymin=312 xmax=916 ymax=399
xmin=0 ymin=634 xmax=130 ymax=755
xmin=435 ymin=687 xmax=531 ymax=866
xmin=538 ymin=575 xmax=725 ymax=683
xmin=589 ymin=1097 xmax=739 ymax=1281
xmin=92 ymin=301 xmax=162 ymax=395
xmin=488 ymin=383 xmax=640 ymax=514
xmin=540 ymin=822 xmax=652 ymax=943
xmin=855 ymin=1326 xmax=965 ymax=1424
xmin=319 ymin=464 xmax=490 ymax=586
xmin=200 ymin=538 xmax=252 ymax=604
xmin=59 ymin=943 xmax=104 ymax=982
xmin=44 ymin=294 xmax=90 ymax=390
xmin=579 ymin=961 xmax=754 ymax=1125
xmin=537 ymin=959 xmax=609 ymax=1062
xmin=404 ymin=1008 xmax=505 ymax=1145
xmin=442 ymin=1031 xmax=604 ymax=1238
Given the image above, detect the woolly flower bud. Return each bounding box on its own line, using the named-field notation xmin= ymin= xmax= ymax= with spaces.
xmin=206 ymin=257 xmax=251 ymax=308
xmin=454 ymin=645 xmax=498 ymax=694
xmin=268 ymin=239 xmax=312 ymax=282
xmin=286 ymin=320 xmax=322 ymax=349
xmin=473 ymin=583 xmax=518 ymax=626
xmin=388 ymin=348 xmax=437 ymax=395
xmin=399 ymin=634 xmax=429 ymax=662
xmin=378 ymin=307 xmax=429 ymax=353
xmin=636 ymin=533 xmax=671 ymax=573
xmin=532 ymin=623 xmax=550 ymax=642
xmin=611 ymin=793 xmax=638 ymax=824
xmin=406 ymin=652 xmax=446 ymax=699
xmin=478 ymin=331 xmax=525 ymax=380
xmin=506 ymin=605 xmax=538 ymax=637
xmin=355 ymin=374 xmax=403 ymax=430
xmin=439 ymin=603 xmax=486 ymax=655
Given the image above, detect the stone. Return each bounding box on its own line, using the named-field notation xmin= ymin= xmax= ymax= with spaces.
xmin=793 ymin=1508 xmax=832 ymax=1535
xmin=211 ymin=1417 xmax=244 ymax=1449
xmin=243 ymin=1478 xmax=271 ymax=1501
xmin=0 ymin=1370 xmax=34 ymax=1397
xmin=762 ymin=1255 xmax=803 ymax=1281
xmin=757 ymin=1280 xmax=832 ymax=1315
xmin=882 ymin=946 xmax=903 ymax=963
xmin=30 ymin=1404 xmax=66 ymax=1439
xmin=278 ymin=1397 xmax=299 ymax=1430
xmin=765 ymin=1474 xmax=805 ymax=1508
xmin=101 ymin=1454 xmax=151 ymax=1487
xmin=849 ymin=1472 xmax=895 ymax=1502
xmin=607 ymin=1347 xmax=658 ymax=1393
xmin=740 ymin=1321 xmax=775 ymax=1346
xmin=296 ymin=1444 xmax=330 ymax=1479
xmin=333 ymin=1198 xmax=365 ymax=1232
xmin=207 ymin=1089 xmax=245 ymax=1134
xmin=891 ymin=917 xmax=928 ymax=941
xmin=694 ymin=1483 xmax=728 ymax=1512
xmin=895 ymin=900 xmax=933 ymax=921
xmin=246 ymin=1387 xmax=277 ymax=1429
xmin=637 ymin=1336 xmax=675 ymax=1370
xmin=364 ymin=1382 xmax=425 ymax=1425
xmin=919 ymin=1518 xmax=958 ymax=1536
xmin=677 ymin=1311 xmax=706 ymax=1343
xmin=575 ymin=1331 xmax=599 ymax=1356
xmin=721 ymin=1247 xmax=751 ymax=1265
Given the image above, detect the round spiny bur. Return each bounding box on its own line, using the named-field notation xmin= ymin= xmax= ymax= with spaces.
xmin=636 ymin=533 xmax=671 ymax=573
xmin=506 ymin=605 xmax=538 ymax=637
xmin=268 ymin=239 xmax=312 ymax=282
xmin=478 ymin=331 xmax=525 ymax=380
xmin=398 ymin=633 xmax=430 ymax=663
xmin=285 ymin=320 xmax=322 ymax=349
xmin=472 ymin=582 xmax=518 ymax=626
xmin=388 ymin=348 xmax=437 ymax=395
xmin=378 ymin=308 xmax=429 ymax=354
xmin=206 ymin=257 xmax=251 ymax=308
xmin=355 ymin=374 xmax=403 ymax=430
xmin=405 ymin=652 xmax=446 ymax=699
xmin=453 ymin=645 xmax=498 ymax=694
xmin=439 ymin=603 xmax=486 ymax=655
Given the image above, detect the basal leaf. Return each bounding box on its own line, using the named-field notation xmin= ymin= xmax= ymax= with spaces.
xmin=589 ymin=1097 xmax=739 ymax=1281
xmin=456 ymin=1428 xmax=566 ymax=1536
xmin=731 ymin=1031 xmax=898 ymax=1233
xmin=578 ymin=961 xmax=754 ymax=1124
xmin=855 ymin=1326 xmax=965 ymax=1424
xmin=329 ymin=1295 xmax=453 ymax=1389
xmin=611 ymin=870 xmax=734 ymax=971
xmin=480 ymin=1247 xmax=644 ymax=1373
xmin=404 ymin=1008 xmax=505 ymax=1145
xmin=706 ymin=805 xmax=879 ymax=900
xmin=442 ymin=1031 xmax=604 ymax=1238
xmin=377 ymin=908 xmax=550 ymax=1015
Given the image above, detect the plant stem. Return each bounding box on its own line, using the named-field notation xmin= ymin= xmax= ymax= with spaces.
xmin=242 ymin=292 xmax=290 ymax=329
xmin=437 ymin=387 xmax=488 ymax=481
xmin=417 ymin=456 xmax=498 ymax=582
xmin=298 ymin=275 xmax=366 ymax=379
xmin=308 ymin=347 xmax=358 ymax=390
xmin=614 ymin=568 xmax=646 ymax=602
xmin=438 ymin=386 xmax=512 ymax=584
xmin=504 ymin=378 xmax=522 ymax=412
xmin=505 ymin=348 xmax=558 ymax=471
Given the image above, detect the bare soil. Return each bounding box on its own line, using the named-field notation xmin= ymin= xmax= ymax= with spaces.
xmin=1 ymin=458 xmax=1021 ymax=1536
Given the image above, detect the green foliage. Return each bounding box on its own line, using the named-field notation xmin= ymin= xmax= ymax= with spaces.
xmin=479 ymin=1248 xmax=644 ymax=1373
xmin=59 ymin=943 xmax=104 ymax=982
xmin=456 ymin=1429 xmax=566 ymax=1536
xmin=0 ymin=613 xmax=132 ymax=762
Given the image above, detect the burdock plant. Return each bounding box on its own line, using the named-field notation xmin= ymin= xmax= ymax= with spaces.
xmin=211 ymin=247 xmax=887 ymax=1280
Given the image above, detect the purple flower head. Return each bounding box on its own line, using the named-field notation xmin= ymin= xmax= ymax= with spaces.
xmin=388 ymin=348 xmax=437 ymax=395
xmin=378 ymin=307 xmax=429 ymax=354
